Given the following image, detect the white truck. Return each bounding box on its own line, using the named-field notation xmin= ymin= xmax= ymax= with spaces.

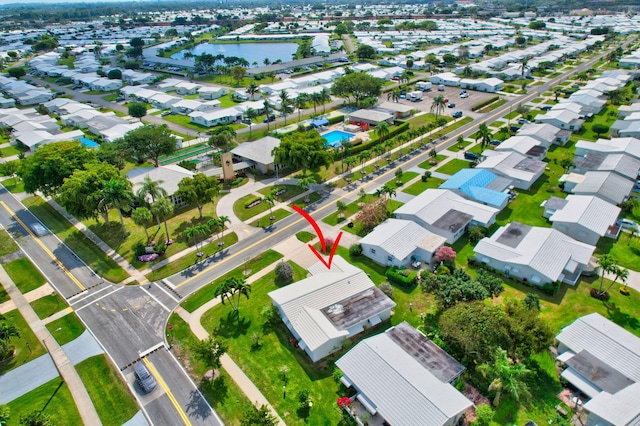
xmin=408 ymin=91 xmax=423 ymax=102
xmin=438 ymin=84 xmax=445 ymax=91
xmin=416 ymin=81 xmax=432 ymax=91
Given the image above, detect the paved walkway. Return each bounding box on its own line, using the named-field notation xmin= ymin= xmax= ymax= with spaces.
xmin=0 ymin=266 xmax=103 ymax=424
xmin=0 ymin=282 xmax=53 ymax=314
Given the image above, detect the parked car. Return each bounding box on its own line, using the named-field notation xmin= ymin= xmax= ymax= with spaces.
xmin=241 ymin=118 xmax=252 ymax=125
xmin=510 ymin=125 xmax=521 ymax=132
xmin=115 ymin=96 xmax=125 ymax=102
xmin=160 ymin=111 xmax=171 ymax=117
xmin=460 ymin=93 xmax=469 ymax=98
xmin=490 ymin=139 xmax=502 ymax=146
xmin=459 ymin=90 xmax=467 ymax=95
xmin=619 ymin=218 xmax=638 ymax=230
xmin=517 ymin=118 xmax=530 ymax=124
xmin=443 ymin=98 xmax=449 ymax=103
xmin=452 ymin=110 xmax=463 ymax=118
xmin=540 ymin=105 xmax=553 ymax=111
xmin=134 ymin=363 xmax=157 ymax=394
xmin=464 ymin=151 xmax=479 ymax=161
xmin=263 ymin=115 xmax=276 ymax=122
xmin=447 ymin=102 xmax=456 ymax=108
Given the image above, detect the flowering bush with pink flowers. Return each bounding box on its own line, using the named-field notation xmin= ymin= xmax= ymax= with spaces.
xmin=138 ymin=253 xmax=159 ymax=262
xmin=336 ymin=397 xmax=351 ymax=408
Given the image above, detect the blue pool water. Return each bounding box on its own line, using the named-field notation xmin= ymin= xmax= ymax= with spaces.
xmin=322 ymin=130 xmax=353 ymax=148
xmin=81 ymin=137 xmax=98 ymax=148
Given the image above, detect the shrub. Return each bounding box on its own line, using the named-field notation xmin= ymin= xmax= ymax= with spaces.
xmin=245 ymin=197 xmax=262 ymax=209
xmin=435 ymin=265 xmax=450 ymax=275
xmin=386 ymin=266 xmax=417 ymax=287
xmin=473 ymin=404 xmax=495 ymax=426
xmin=435 ymin=246 xmax=457 ymax=263
xmin=420 ymin=272 xmax=439 ymax=293
xmin=590 ymin=288 xmax=610 ymax=300
xmin=379 ymin=282 xmax=394 ymax=299
xmin=274 ymin=261 xmax=294 ymax=283
xmin=541 ymin=281 xmax=559 ymax=296
xmin=349 ymin=243 xmax=363 ymax=256
xmin=155 ymin=242 xmax=167 ymax=254
xmin=471 ymin=96 xmax=500 ymax=112
xmin=134 ymin=243 xmax=146 ymax=257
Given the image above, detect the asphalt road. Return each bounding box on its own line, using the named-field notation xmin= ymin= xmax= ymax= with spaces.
xmin=5 ymin=40 xmax=626 ymax=425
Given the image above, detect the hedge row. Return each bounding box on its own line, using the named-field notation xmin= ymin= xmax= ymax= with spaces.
xmin=471 ymin=96 xmax=500 ymax=112
xmin=349 ymin=121 xmax=410 ymax=155
xmin=385 ymin=266 xmax=417 ymax=287
xmin=245 ymin=197 xmax=263 ymax=209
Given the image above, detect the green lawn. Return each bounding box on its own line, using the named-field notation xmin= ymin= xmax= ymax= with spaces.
xmin=167 ymin=313 xmax=255 ymax=426
xmin=233 ymin=193 xmax=270 ymax=221
xmin=249 ymin=208 xmax=292 ymax=227
xmin=572 ymin=105 xmax=619 ymax=141
xmin=434 ymin=159 xmax=472 ymax=175
xmin=257 ymin=184 xmax=306 ymax=201
xmin=57 ymin=56 xmax=75 ymax=68
xmin=1 ymin=177 xmax=24 ymax=193
xmin=45 ymin=313 xmax=86 ymax=346
xmin=441 ymin=116 xmax=473 ymax=135
xmin=4 ymin=258 xmax=46 ymax=294
xmin=200 ymin=267 xmax=344 ymax=426
xmin=447 ymin=141 xmax=471 ymax=152
xmin=7 ymin=378 xmax=82 ymax=426
xmin=181 ymin=249 xmax=283 ymax=312
xmin=0 ymin=145 xmax=20 ymax=157
xmin=75 ymin=355 xmax=138 ymax=426
xmin=289 ymin=192 xmax=322 ymax=209
xmin=402 ymin=177 xmax=445 ymax=196
xmin=0 ymin=228 xmax=18 ymax=256
xmin=0 ymin=309 xmax=46 ymax=375
xmin=503 ymin=111 xmax=519 ymax=120
xmin=406 ymin=113 xmax=448 ymax=128
xmin=103 ymin=93 xmax=118 ymax=102
xmin=22 ymin=197 xmax=129 ymax=283
xmin=30 ymin=293 xmax=66 ymax=320
xmin=163 ymin=114 xmax=213 ymax=132
xmin=477 ymin=99 xmax=507 ymax=113
xmin=145 ymin=232 xmax=238 ymax=282
xmin=215 ymin=93 xmax=239 ymax=108
xmin=392 ymin=170 xmax=418 ymax=188
xmin=296 ymin=231 xmax=316 ymax=243
xmin=418 ymin=155 xmax=447 ymax=169
xmin=595 ymin=232 xmax=640 ymax=271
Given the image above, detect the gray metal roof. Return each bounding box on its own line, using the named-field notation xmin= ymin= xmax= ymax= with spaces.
xmin=550 ymin=195 xmax=621 ymax=236
xmin=230 ymin=136 xmax=280 ymax=165
xmin=583 ymin=383 xmax=640 ymax=426
xmin=359 ymin=219 xmax=446 ymax=261
xmin=566 ymin=350 xmax=634 ymax=394
xmin=336 ymin=323 xmax=472 ymax=426
xmin=572 ymin=171 xmax=634 ymax=205
xmin=432 ymin=209 xmax=473 ymax=234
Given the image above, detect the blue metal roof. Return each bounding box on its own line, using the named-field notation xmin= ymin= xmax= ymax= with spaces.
xmin=440 ymin=169 xmax=508 ymax=207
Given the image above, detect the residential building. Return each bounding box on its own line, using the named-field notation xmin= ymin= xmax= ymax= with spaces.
xmin=230 ymin=136 xmax=281 ymax=174
xmin=127 ymin=165 xmax=194 ymax=205
xmin=476 ymin=150 xmax=546 ymax=190
xmin=561 ymin=171 xmax=634 ymax=205
xmin=439 ymin=169 xmax=512 ymax=209
xmin=535 ymin=109 xmax=584 ymax=131
xmin=336 ymin=321 xmax=473 ymax=426
xmin=495 ymin=135 xmax=547 ymax=160
xmin=572 ymin=152 xmax=640 ymax=182
xmin=575 ymin=137 xmax=640 ymax=160
xmin=268 ymin=256 xmax=396 ymax=362
xmin=189 ymin=108 xmax=242 ymax=127
xmin=474 ymin=222 xmax=596 ymax=285
xmin=517 ymin=123 xmax=571 ymax=146
xmin=348 ymin=109 xmax=394 ymax=126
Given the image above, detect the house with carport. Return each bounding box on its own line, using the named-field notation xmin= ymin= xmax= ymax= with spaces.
xmin=439 ymin=169 xmax=512 ymax=209
xmin=535 ymin=109 xmax=584 ymax=131
xmin=476 ymin=150 xmax=546 ymax=190
xmin=574 ymin=137 xmax=640 ymax=160
xmin=189 ymin=107 xmax=242 ymax=127
xmin=543 ymin=195 xmax=621 ymax=245
xmin=495 ymin=135 xmax=547 ymax=160
xmin=474 ymin=221 xmax=596 ymax=286
xmin=560 ymin=171 xmax=634 ymax=205
xmin=230 ymin=136 xmax=281 ymax=174
xmin=555 ymin=313 xmax=640 ymax=426
xmin=517 ymin=123 xmax=571 ymax=146
xmin=267 ymin=256 xmax=396 ymax=362
xmin=336 ymin=321 xmax=473 ymax=426
xmin=359 ymin=219 xmax=447 ymax=268
xmin=127 ymin=165 xmax=194 ymax=206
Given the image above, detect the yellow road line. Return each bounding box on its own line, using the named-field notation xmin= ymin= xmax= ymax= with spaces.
xmin=0 ymin=201 xmax=85 ymax=291
xmin=142 ymin=357 xmax=191 ymax=426
xmin=178 ymin=54 xmax=603 ymax=288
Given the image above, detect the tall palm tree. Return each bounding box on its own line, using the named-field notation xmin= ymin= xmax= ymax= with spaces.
xmin=310 ymin=92 xmax=322 ymax=116
xmin=208 ymin=217 xmax=222 ymax=240
xmin=214 ymin=277 xmax=251 ymax=314
xmin=375 ymin=121 xmax=390 ymax=143
xmin=246 ymin=82 xmax=259 ymax=100
xmin=387 ymin=89 xmax=401 ymax=103
xmin=430 ymin=95 xmax=446 ymax=120
xmin=263 ymin=99 xmax=273 ymax=131
xmin=264 ymin=194 xmax=276 ymax=215
xmin=151 ymin=197 xmax=174 ymax=243
xmin=218 ymin=215 xmax=231 ymax=239
xmin=245 ymin=107 xmax=258 ymax=138
xmin=136 ymin=177 xmax=167 ymax=205
xmin=344 ymin=156 xmax=356 ymax=174
xmin=184 ymin=223 xmax=209 ymax=255
xmin=132 ymin=207 xmax=153 ymax=243
xmin=596 ymin=255 xmax=615 ymax=294
xmin=297 ymin=176 xmax=317 ymax=202
xmin=520 ymin=56 xmax=531 ymax=77
xmin=478 ymin=348 xmax=531 ymax=407
xmin=373 ymin=144 xmax=385 ymax=162
xmin=358 ymin=150 xmax=371 ymax=171
xmin=278 ymin=89 xmax=291 ymax=125
xmin=476 ymin=123 xmax=492 ymax=151
xmin=100 ymin=177 xmax=134 ymax=233
xmin=294 ymin=94 xmax=307 ymax=122
xmin=319 ymin=87 xmax=331 ymax=113
xmin=0 ymin=315 xmax=20 ymax=355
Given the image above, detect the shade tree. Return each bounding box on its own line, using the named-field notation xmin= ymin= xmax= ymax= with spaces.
xmin=175 ymin=173 xmax=221 ymax=219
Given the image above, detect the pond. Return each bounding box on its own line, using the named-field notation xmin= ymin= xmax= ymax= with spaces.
xmin=171 ymin=42 xmax=299 ymax=67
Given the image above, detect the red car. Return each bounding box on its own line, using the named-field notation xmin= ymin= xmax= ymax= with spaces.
xmin=443 ymin=98 xmax=449 ymax=102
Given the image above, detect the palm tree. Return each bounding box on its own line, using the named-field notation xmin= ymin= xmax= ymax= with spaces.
xmin=596 ymin=254 xmax=615 ymax=295
xmin=430 ymin=95 xmax=446 ymax=120
xmin=358 ymin=150 xmax=371 ymax=172
xmin=208 ymin=217 xmax=222 ymax=240
xmin=294 ymin=94 xmax=307 ymax=122
xmin=310 ymin=92 xmax=321 ymax=116
xmin=399 ymin=70 xmax=411 ymax=87
xmin=151 ymin=198 xmax=174 ymax=243
xmin=297 ymin=176 xmax=316 ymax=202
xmin=373 ymin=144 xmax=385 ymax=163
xmin=319 ymin=87 xmax=331 ymax=113
xmin=387 ymin=89 xmax=401 ymax=103
xmin=601 ymin=265 xmax=629 ymax=295
xmin=608 ymin=89 xmax=624 ymax=106
xmin=374 ymin=121 xmax=390 ymax=143
xmin=132 ymin=207 xmax=153 ymax=243
xmin=218 ymin=215 xmax=231 ymax=240
xmin=263 ymin=99 xmax=273 ymax=131
xmin=214 ymin=276 xmax=251 ymax=314
xmin=264 ymin=194 xmax=276 ymax=215
xmin=246 ymin=82 xmax=259 ymax=101
xmin=245 ymin=107 xmax=258 ymax=138
xmin=100 ymin=178 xmax=134 ymax=233
xmin=0 ymin=315 xmax=19 ymax=357
xmin=278 ymin=90 xmax=291 ymax=125
xmin=344 ymin=156 xmax=357 ymax=174
xmin=184 ymin=223 xmax=209 ymax=256
xmin=136 ymin=177 xmax=167 ymax=205
xmin=520 ymin=56 xmax=531 ymax=77
xmin=478 ymin=348 xmax=531 ymax=407
xmin=476 ymin=123 xmax=492 ymax=151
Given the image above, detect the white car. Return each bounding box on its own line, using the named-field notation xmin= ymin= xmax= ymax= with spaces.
xmin=619 ymin=218 xmax=638 ymax=230
xmin=460 ymin=93 xmax=469 ymax=98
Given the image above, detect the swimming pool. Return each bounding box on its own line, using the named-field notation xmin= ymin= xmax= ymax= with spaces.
xmin=80 ymin=137 xmax=98 ymax=148
xmin=322 ymin=130 xmax=353 ymax=147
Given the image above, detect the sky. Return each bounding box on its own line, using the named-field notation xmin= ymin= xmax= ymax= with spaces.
xmin=0 ymin=0 xmax=134 ymax=5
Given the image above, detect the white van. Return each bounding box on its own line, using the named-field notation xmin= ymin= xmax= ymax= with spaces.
xmin=437 ymin=84 xmax=445 ymax=91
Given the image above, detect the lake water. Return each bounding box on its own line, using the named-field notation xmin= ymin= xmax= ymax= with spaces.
xmin=171 ymin=42 xmax=299 ymax=67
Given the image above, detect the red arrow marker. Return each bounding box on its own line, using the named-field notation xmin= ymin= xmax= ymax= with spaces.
xmin=292 ymin=205 xmax=343 ymax=270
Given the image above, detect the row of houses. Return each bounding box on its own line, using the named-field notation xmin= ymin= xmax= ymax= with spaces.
xmin=0 ymin=107 xmax=84 ymax=150
xmin=428 ymin=72 xmax=504 ymax=93
xmin=0 ymin=75 xmax=54 ymax=106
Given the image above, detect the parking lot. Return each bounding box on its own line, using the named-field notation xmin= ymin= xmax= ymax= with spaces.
xmin=393 ymin=85 xmax=501 ymax=119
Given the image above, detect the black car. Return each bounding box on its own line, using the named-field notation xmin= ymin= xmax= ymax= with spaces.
xmin=263 ymin=115 xmax=276 ymax=123
xmin=510 ymin=125 xmax=521 ymax=132
xmin=447 ymin=102 xmax=456 ymax=108
xmin=241 ymin=118 xmax=252 ymax=125
xmin=134 ymin=363 xmax=157 ymax=394
xmin=464 ymin=151 xmax=479 ymax=161
xmin=490 ymin=139 xmax=502 ymax=146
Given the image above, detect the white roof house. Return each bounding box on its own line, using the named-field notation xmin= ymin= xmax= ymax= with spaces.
xmin=127 ymin=165 xmax=194 ymax=205
xmin=395 ymin=189 xmax=499 ymax=244
xmin=517 ymin=123 xmax=571 ymax=146
xmin=336 ymin=321 xmax=472 ymax=426
xmin=535 ymin=109 xmax=584 ymax=131
xmin=348 ymin=109 xmax=394 ymax=125
xmin=476 ymin=150 xmax=546 ymax=190
xmin=189 ymin=107 xmax=242 ymax=128
xmin=268 ymin=256 xmax=396 ymax=362
xmin=474 ymin=222 xmax=596 ymax=285
xmin=562 ymin=171 xmax=634 ymax=205
xmin=547 ymin=195 xmax=621 ymax=245
xmin=575 ymin=137 xmax=640 ymax=160
xmin=429 ymin=72 xmax=461 ymax=86
xmin=572 ymin=152 xmax=640 ymax=182
xmin=359 ymin=219 xmax=447 ymax=267
xmin=197 ymin=85 xmax=229 ymax=100
xmin=555 ymin=313 xmax=640 ymax=426
xmin=230 ymin=136 xmax=281 ymax=174
xmin=495 ymin=135 xmax=547 ymax=160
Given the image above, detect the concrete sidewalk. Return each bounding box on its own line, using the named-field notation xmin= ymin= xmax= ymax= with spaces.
xmin=0 ymin=282 xmax=53 ymax=314
xmin=0 ymin=266 xmax=103 ymax=424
